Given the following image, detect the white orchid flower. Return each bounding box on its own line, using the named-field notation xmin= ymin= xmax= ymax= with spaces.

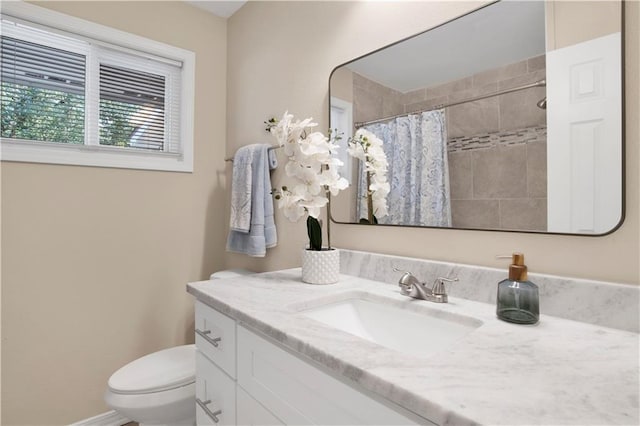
xmin=269 ymin=111 xmax=350 ymax=224
xmin=269 ymin=111 xmax=294 ymax=146
xmin=295 ymin=175 xmax=322 ymax=197
xmin=347 ymin=128 xmax=389 ymax=219
xmin=299 ymin=132 xmax=329 ymax=156
xmin=317 ymin=168 xmax=348 ymax=196
xmin=370 ymin=179 xmax=390 ymax=195
xmin=276 ymin=187 xmax=306 ymax=222
xmin=300 ymin=195 xmax=328 ymax=219
xmin=373 ymin=201 xmax=388 ymax=218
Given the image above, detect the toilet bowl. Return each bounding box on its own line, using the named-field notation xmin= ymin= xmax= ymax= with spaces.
xmin=105 ymin=269 xmax=254 ymax=425
xmin=105 ymin=344 xmax=196 ymax=426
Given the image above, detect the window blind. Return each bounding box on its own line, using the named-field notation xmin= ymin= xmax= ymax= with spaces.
xmin=99 ymin=64 xmax=166 ymax=151
xmin=0 ymin=35 xmax=86 ymax=143
xmin=1 ymin=36 xmax=85 ymax=93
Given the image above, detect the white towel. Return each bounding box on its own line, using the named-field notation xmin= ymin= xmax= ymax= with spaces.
xmin=226 ymin=144 xmax=278 ymax=257
xmin=229 ymin=146 xmax=253 ymax=233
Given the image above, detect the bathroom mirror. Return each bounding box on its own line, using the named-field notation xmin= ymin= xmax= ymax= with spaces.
xmin=329 ymin=0 xmax=624 ymax=235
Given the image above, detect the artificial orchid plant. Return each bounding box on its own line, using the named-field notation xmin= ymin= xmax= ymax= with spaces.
xmin=348 ymin=128 xmax=390 ymax=224
xmin=267 ymin=112 xmax=348 ymax=251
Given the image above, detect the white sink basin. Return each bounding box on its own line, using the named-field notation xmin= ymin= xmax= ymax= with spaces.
xmin=301 ymin=297 xmax=481 ymax=358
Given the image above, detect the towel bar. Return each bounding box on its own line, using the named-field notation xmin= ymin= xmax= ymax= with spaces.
xmin=225 ymin=145 xmax=282 ymax=162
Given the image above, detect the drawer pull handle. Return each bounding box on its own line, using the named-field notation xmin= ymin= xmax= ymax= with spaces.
xmin=196 ymin=329 xmax=222 ymax=347
xmin=196 ymin=398 xmax=222 ymax=423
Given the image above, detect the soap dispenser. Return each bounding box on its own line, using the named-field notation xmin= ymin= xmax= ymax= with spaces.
xmin=496 ymin=253 xmax=539 ymax=324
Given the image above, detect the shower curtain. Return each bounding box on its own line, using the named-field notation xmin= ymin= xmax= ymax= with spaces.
xmin=358 ymin=110 xmax=452 ymax=227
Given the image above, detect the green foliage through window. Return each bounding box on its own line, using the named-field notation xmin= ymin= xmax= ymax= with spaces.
xmin=1 ymin=82 xmax=85 ymax=144
xmin=1 ymin=83 xmax=161 ymax=150
xmin=99 ymin=99 xmax=140 ymax=148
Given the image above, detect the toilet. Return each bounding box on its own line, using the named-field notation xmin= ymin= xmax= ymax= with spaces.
xmin=105 ymin=344 xmax=197 ymax=426
xmin=105 ymin=269 xmax=254 ymax=425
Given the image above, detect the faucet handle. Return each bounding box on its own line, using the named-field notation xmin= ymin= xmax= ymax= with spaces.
xmin=432 ymin=276 xmax=458 ymax=295
xmin=393 ymin=267 xmax=420 ymax=294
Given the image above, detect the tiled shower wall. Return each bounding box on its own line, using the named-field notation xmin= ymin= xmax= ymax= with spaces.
xmin=352 ymin=55 xmax=547 ymax=231
xmin=448 ymin=127 xmax=547 ymax=231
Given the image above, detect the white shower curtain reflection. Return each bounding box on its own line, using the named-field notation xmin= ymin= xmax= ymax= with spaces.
xmin=357 ymin=110 xmax=452 ymax=227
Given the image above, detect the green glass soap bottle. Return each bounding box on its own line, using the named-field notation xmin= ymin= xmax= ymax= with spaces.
xmin=496 ymin=253 xmax=539 ymax=324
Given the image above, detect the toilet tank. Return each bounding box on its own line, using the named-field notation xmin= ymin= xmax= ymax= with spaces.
xmin=209 ymin=269 xmax=254 ymax=280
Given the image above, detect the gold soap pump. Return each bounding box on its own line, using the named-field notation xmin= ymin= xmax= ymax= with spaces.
xmin=496 ymin=253 xmax=539 ymax=324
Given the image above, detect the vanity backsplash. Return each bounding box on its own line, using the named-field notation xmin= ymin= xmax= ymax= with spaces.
xmin=340 ymin=249 xmax=639 ymax=333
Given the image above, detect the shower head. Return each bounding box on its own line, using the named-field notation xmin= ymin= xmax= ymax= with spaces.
xmin=537 ymin=97 xmax=547 ymax=109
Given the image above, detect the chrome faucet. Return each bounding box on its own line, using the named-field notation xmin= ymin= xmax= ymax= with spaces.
xmin=394 ymin=268 xmax=458 ymax=303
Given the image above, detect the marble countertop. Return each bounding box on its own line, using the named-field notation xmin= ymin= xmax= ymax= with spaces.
xmin=187 ymin=269 xmax=639 ymax=425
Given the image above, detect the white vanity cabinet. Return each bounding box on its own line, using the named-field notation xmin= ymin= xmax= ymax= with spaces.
xmin=236 ymin=386 xmax=284 ymax=425
xmin=196 ymin=350 xmax=236 ymax=425
xmin=194 ymin=300 xmax=425 ymax=426
xmin=195 ymin=301 xmax=237 ymax=425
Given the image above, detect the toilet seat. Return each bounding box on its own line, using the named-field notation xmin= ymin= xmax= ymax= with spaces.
xmin=108 ymin=344 xmax=195 ymax=395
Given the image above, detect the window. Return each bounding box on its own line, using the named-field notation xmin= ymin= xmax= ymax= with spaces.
xmin=0 ymin=3 xmax=194 ymax=172
xmin=1 ymin=35 xmax=86 ymax=144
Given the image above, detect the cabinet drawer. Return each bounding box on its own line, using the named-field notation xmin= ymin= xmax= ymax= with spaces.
xmin=237 ymin=325 xmax=423 ymax=425
xmin=237 ymin=386 xmax=284 ymax=426
xmin=195 ymin=301 xmax=236 ymax=378
xmin=196 ymin=349 xmax=236 ymax=426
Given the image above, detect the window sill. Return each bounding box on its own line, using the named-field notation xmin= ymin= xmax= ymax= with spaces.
xmin=1 ymin=138 xmax=193 ymax=172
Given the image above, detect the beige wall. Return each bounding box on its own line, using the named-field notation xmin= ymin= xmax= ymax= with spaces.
xmin=546 ymin=1 xmax=622 ymax=50
xmin=330 ymin=66 xmax=353 ymax=104
xmin=226 ymin=1 xmax=639 ymax=285
xmin=1 ymin=2 xmax=227 ymax=424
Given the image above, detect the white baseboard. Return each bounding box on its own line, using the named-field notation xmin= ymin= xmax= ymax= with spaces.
xmin=69 ymin=410 xmax=130 ymax=426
